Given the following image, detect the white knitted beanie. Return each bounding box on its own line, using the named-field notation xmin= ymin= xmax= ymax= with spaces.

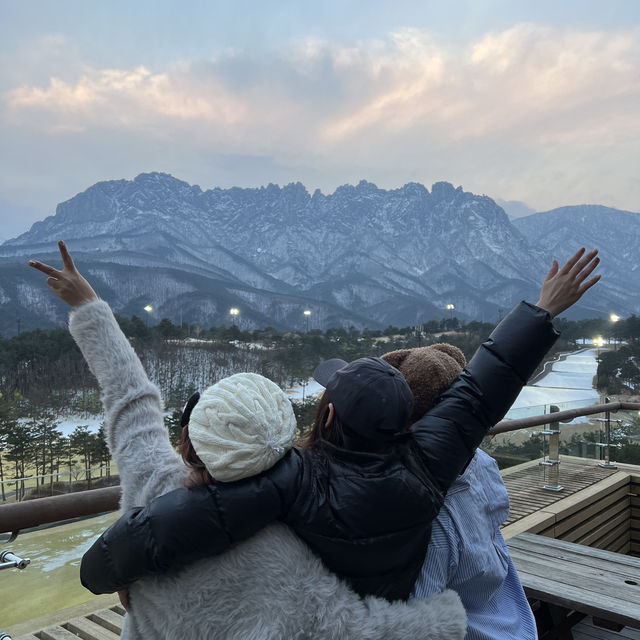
xmin=188 ymin=373 xmax=296 ymax=482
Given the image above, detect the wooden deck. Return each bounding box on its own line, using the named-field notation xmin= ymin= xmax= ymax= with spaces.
xmin=5 ymin=456 xmax=640 ymax=640
xmin=7 ymin=600 xmax=124 ymax=640
xmin=501 ymin=456 xmax=639 ymax=554
xmin=19 ymin=606 xmax=125 ymax=640
xmin=502 ymin=456 xmax=620 ymax=528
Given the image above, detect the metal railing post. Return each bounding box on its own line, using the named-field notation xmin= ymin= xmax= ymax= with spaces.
xmin=596 ymin=397 xmax=622 ymax=468
xmin=0 ymin=550 xmax=30 ymax=571
xmin=539 ymin=405 xmax=564 ymax=492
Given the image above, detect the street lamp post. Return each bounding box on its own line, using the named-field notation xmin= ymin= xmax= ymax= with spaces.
xmin=594 ymin=335 xmax=604 ymax=359
xmin=229 ymin=307 xmax=239 ymax=327
xmin=303 ymin=309 xmax=311 ymax=332
xmin=143 ymin=305 xmax=153 ymax=327
xmin=610 ymin=313 xmax=620 ymax=351
xmin=445 ymin=304 xmax=455 ymax=329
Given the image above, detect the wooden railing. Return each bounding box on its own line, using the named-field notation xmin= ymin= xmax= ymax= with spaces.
xmin=0 ymin=486 xmax=121 ymax=537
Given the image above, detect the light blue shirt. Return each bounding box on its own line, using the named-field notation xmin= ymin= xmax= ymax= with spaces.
xmin=413 ymin=450 xmax=538 ymax=640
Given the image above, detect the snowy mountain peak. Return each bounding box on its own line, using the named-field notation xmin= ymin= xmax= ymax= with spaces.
xmin=0 ymin=174 xmax=637 ymax=334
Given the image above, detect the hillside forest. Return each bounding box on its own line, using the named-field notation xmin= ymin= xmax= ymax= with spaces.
xmin=2 ymin=312 xmax=640 ymax=501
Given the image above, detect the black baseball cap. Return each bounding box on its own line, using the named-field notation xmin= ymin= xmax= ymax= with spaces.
xmin=313 ymin=356 xmax=414 ymax=441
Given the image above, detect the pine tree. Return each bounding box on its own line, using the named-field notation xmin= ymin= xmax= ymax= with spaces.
xmin=5 ymin=421 xmax=34 ymax=500
xmin=70 ymin=425 xmax=95 ymax=488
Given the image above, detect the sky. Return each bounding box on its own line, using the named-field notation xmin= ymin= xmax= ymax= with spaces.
xmin=1 ymin=0 xmax=639 ymax=240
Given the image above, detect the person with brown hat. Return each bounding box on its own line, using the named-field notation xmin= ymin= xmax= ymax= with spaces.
xmin=72 ymin=248 xmax=600 ymax=604
xmin=381 ymin=344 xmax=537 ymax=640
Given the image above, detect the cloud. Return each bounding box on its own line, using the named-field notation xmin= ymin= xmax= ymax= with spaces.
xmin=5 ymin=25 xmax=639 ymax=142
xmin=1 ymin=23 xmax=639 ymax=218
xmin=466 ymin=24 xmax=639 ymax=135
xmin=321 ymin=24 xmax=640 ymax=148
xmin=5 ymin=65 xmax=248 ymax=135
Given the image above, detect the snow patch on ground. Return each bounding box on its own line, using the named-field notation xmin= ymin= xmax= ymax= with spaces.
xmin=50 ymin=348 xmax=603 ymax=430
xmin=49 ymin=415 xmax=104 ymax=437
xmin=285 ymin=379 xmax=324 ymax=402
xmin=52 ymin=379 xmax=325 ymax=433
xmin=507 ymin=348 xmax=600 ymax=421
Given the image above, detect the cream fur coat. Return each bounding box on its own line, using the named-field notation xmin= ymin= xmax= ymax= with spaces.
xmin=70 ymin=300 xmax=466 ymax=640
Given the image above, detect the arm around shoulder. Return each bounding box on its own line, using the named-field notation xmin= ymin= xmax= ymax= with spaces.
xmin=80 ymin=449 xmax=305 ymax=593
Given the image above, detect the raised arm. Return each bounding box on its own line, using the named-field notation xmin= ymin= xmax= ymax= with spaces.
xmin=411 ymin=248 xmax=600 ymax=492
xmin=29 ymin=242 xmax=186 ymax=509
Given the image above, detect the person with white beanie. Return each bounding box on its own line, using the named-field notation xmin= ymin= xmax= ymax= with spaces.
xmin=29 ymin=240 xmax=467 ymax=640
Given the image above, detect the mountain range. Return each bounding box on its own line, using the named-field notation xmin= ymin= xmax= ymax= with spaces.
xmin=0 ymin=172 xmax=638 ymax=336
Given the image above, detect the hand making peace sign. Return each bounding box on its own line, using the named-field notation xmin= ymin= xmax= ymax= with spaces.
xmin=29 ymin=240 xmax=99 ymax=308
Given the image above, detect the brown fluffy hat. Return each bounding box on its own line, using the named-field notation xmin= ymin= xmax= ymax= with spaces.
xmin=381 ymin=343 xmax=466 ymax=423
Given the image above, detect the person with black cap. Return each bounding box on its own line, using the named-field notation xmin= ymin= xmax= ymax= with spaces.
xmin=78 ymin=248 xmax=601 ymax=604
xmin=308 ymin=355 xmax=415 ymax=450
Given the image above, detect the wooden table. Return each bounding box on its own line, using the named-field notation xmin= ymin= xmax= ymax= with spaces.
xmin=507 ymin=533 xmax=640 ymax=632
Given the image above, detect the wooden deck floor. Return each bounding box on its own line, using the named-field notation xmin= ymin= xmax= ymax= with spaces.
xmin=13 ymin=604 xmax=125 ymax=640
xmin=502 ymin=456 xmax=619 ymax=527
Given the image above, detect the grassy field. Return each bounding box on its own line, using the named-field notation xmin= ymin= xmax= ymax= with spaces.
xmin=0 ymin=511 xmax=119 ymax=628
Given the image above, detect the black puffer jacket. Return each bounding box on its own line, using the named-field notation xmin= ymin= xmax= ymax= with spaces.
xmin=81 ymin=302 xmax=557 ymax=600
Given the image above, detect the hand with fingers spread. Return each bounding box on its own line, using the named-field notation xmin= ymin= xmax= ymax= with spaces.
xmin=29 ymin=240 xmax=99 ymax=308
xmin=535 ymin=247 xmax=601 ymax=318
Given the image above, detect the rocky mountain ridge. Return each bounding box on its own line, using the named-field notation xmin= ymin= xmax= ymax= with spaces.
xmin=0 ymin=173 xmax=637 ymax=335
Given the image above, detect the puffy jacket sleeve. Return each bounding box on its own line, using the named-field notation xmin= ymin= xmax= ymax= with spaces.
xmin=80 ymin=447 xmax=305 ymax=594
xmin=411 ymin=301 xmax=558 ymax=493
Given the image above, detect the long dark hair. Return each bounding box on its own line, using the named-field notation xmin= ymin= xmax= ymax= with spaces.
xmin=298 ymin=391 xmax=391 ymax=454
xmin=297 ymin=391 xmax=346 ymax=449
xmin=179 ymin=425 xmax=214 ymax=488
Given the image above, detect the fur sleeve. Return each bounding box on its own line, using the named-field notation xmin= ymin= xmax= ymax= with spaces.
xmin=69 ymin=300 xmax=187 ymax=510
